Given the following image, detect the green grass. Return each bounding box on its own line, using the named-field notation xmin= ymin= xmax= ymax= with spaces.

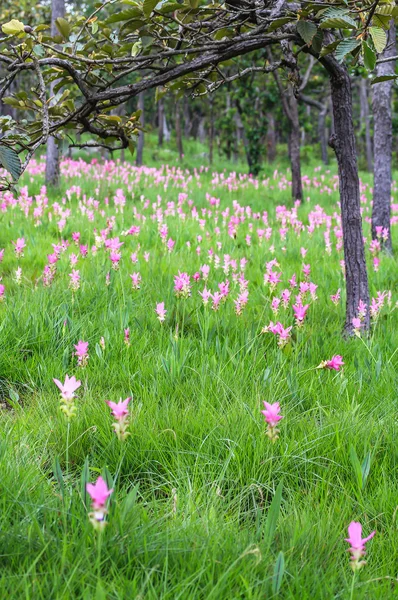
xmin=0 ymin=157 xmax=398 ymax=599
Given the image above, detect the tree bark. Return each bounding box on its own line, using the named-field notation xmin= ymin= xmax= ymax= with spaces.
xmin=372 ymin=22 xmax=396 ymax=253
xmin=136 ymin=91 xmax=145 ymax=166
xmin=359 ymin=78 xmax=373 ymax=172
xmin=45 ymin=0 xmax=65 ymax=188
xmin=175 ymin=99 xmax=184 ymax=160
xmin=324 ymin=58 xmax=370 ymax=333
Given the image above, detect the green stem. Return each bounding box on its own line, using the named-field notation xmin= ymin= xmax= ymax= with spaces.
xmin=349 ymin=572 xmax=356 ymax=600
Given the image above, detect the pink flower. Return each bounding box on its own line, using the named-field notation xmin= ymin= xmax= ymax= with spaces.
xmin=330 ymin=289 xmax=341 ymax=306
xmin=69 ymin=269 xmax=80 ymax=292
xmin=124 ymin=328 xmax=130 ymax=346
xmin=0 ymin=283 xmax=5 ymax=301
xmin=107 ymin=397 xmax=131 ymax=420
xmin=352 ymin=317 xmax=362 ymax=336
xmin=345 ymin=521 xmax=375 ymax=571
xmin=292 ymin=302 xmax=309 ymax=326
xmin=199 ymin=286 xmax=211 ymax=306
xmin=13 ymin=237 xmax=26 ymax=257
xmin=174 ymin=271 xmax=191 ymax=298
xmin=155 ymin=302 xmax=167 ymax=322
xmin=261 ymin=401 xmax=283 ymax=442
xmin=53 ymin=374 xmax=81 ymax=400
xmin=325 ymin=355 xmax=344 ymax=370
xmin=261 ymin=401 xmax=283 ymax=427
xmin=130 ymin=272 xmax=141 ymax=290
xmin=75 ymin=340 xmax=89 ymax=367
xmin=86 ymin=476 xmax=113 ymax=528
xmin=53 ymin=374 xmax=81 ymax=419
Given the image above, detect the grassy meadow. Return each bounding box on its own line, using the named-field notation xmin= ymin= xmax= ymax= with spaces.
xmin=0 ymin=147 xmax=398 ymax=599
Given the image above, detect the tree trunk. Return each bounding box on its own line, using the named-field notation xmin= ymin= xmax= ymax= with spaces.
xmin=266 ymin=112 xmax=277 ymax=162
xmin=209 ymin=96 xmax=215 ymax=165
xmin=175 ymin=99 xmax=183 ymax=160
xmin=359 ymin=78 xmax=373 ymax=172
xmin=318 ymin=102 xmax=328 ymax=165
xmin=136 ymin=91 xmax=145 ymax=166
xmin=372 ymin=22 xmax=396 ymax=253
xmin=45 ymin=0 xmax=65 ymax=188
xmin=326 ymin=60 xmax=370 ymax=333
xmin=158 ymin=98 xmax=164 ymax=146
xmin=288 ymin=87 xmax=302 ymax=201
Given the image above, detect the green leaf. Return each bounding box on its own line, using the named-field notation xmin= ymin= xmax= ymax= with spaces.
xmin=369 ymin=26 xmax=387 ymax=53
xmin=371 ymin=74 xmax=398 ymax=84
xmin=335 ymin=38 xmax=361 ymax=62
xmin=107 ymin=8 xmax=143 ymax=23
xmin=361 ymin=451 xmax=372 ymax=490
xmin=53 ymin=457 xmax=65 ymax=500
xmin=349 ymin=445 xmax=363 ymax=493
xmin=0 ymin=144 xmax=22 ymax=180
xmin=362 ymin=41 xmax=376 ymax=70
xmin=131 ymin=40 xmax=142 ymax=56
xmin=143 ymin=0 xmax=160 ymax=17
xmin=319 ymin=40 xmax=339 ymax=57
xmin=2 ymin=20 xmax=25 ymax=35
xmin=80 ymin=457 xmax=90 ymax=509
xmin=55 ymin=17 xmax=70 ymax=39
xmin=297 ymin=20 xmax=318 ymax=45
xmin=272 ymin=551 xmax=285 ymax=595
xmin=263 ymin=480 xmax=283 ymax=547
xmin=267 ymin=17 xmax=293 ymax=32
xmin=319 ymin=8 xmax=357 ymax=29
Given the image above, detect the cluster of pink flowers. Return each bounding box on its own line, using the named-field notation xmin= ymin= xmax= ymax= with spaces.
xmin=262 ymin=321 xmax=292 ymax=347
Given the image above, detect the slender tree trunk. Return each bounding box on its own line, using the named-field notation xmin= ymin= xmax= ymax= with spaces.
xmin=359 ymin=78 xmax=373 ymax=172
xmin=209 ymin=96 xmax=215 ymax=165
xmin=372 ymin=22 xmax=396 ymax=253
xmin=45 ymin=0 xmax=65 ymax=187
xmin=158 ymin=98 xmax=164 ymax=146
xmin=175 ymin=99 xmax=184 ymax=160
xmin=318 ymin=102 xmax=328 ymax=165
xmin=288 ymin=87 xmax=303 ymax=201
xmin=136 ymin=91 xmax=145 ymax=166
xmin=326 ymin=59 xmax=370 ymax=333
xmin=266 ymin=112 xmax=277 ymax=162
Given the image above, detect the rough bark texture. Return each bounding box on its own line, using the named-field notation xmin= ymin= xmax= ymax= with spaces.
xmin=136 ymin=91 xmax=145 ymax=166
xmin=359 ymin=78 xmax=373 ymax=172
xmin=327 ymin=60 xmax=370 ymax=332
xmin=372 ymin=22 xmax=396 ymax=253
xmin=45 ymin=0 xmax=65 ymax=187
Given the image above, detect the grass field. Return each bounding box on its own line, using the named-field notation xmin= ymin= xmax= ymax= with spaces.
xmin=1 ymin=155 xmax=398 ymax=599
